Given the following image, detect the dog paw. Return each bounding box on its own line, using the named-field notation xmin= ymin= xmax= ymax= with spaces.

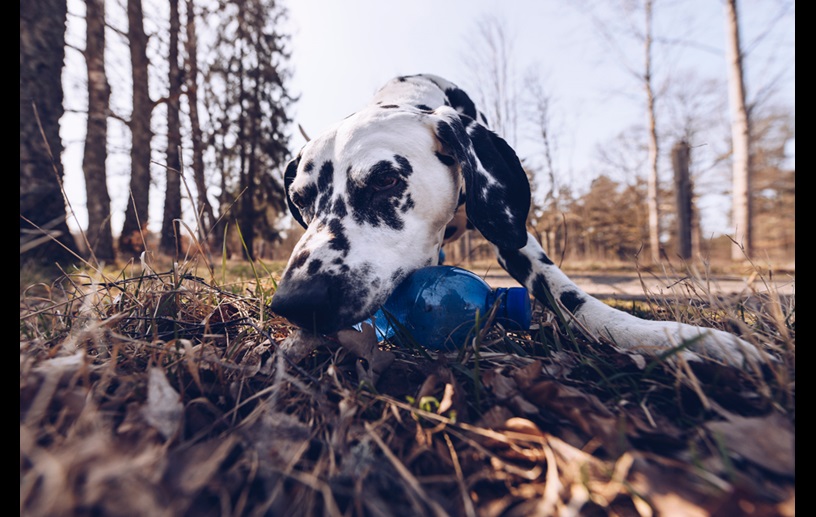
xmin=575 ymin=301 xmax=766 ymax=368
xmin=644 ymin=322 xmax=765 ymax=368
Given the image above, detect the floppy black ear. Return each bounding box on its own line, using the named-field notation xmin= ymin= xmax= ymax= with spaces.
xmin=283 ymin=156 xmax=307 ymax=229
xmin=431 ymin=107 xmax=530 ymax=250
xmin=462 ymin=120 xmax=531 ymax=249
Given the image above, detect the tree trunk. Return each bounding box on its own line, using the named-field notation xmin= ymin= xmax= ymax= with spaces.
xmin=235 ymin=19 xmax=252 ymax=260
xmin=672 ymin=140 xmax=692 ymax=260
xmin=20 ymin=0 xmax=79 ymax=270
xmin=201 ymin=71 xmax=230 ymax=256
xmin=119 ymin=0 xmax=153 ymax=258
xmin=643 ymin=0 xmax=661 ymax=264
xmin=159 ymin=0 xmax=183 ymax=257
xmin=83 ymin=0 xmax=115 ymax=262
xmin=724 ymin=0 xmax=752 ymax=260
xmin=184 ymin=0 xmax=216 ymax=253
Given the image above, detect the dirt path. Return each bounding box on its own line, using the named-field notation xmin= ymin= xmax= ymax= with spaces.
xmin=473 ymin=268 xmax=795 ymax=301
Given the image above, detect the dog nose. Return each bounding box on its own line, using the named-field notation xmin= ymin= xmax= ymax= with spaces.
xmin=269 ymin=274 xmax=344 ymax=334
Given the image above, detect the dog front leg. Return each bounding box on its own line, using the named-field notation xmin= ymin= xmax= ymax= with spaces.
xmin=494 ymin=233 xmax=764 ymax=368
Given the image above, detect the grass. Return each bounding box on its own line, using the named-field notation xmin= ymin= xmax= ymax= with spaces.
xmin=20 ymin=252 xmax=794 ymax=517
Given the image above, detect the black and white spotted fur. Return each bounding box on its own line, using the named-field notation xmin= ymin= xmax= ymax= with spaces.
xmin=270 ymin=74 xmax=761 ymax=367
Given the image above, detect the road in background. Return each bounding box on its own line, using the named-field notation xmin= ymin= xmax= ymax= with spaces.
xmin=474 ymin=269 xmax=795 ymax=301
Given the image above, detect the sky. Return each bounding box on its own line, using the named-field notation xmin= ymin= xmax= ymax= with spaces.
xmin=58 ymin=0 xmax=795 ymax=240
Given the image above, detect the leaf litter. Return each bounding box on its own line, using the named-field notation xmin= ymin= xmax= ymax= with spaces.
xmin=20 ymin=264 xmax=794 ymax=516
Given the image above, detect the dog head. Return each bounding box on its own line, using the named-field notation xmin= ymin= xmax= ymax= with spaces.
xmin=270 ymin=83 xmax=530 ymax=334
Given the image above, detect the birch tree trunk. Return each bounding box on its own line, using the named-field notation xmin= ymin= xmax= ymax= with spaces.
xmin=83 ymin=0 xmax=115 ymax=262
xmin=644 ymin=0 xmax=662 ymax=263
xmin=724 ymin=0 xmax=752 ymax=260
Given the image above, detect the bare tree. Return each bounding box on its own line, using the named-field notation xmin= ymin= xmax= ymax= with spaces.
xmin=159 ymin=0 xmax=183 ymax=257
xmin=524 ymin=72 xmax=559 ymax=206
xmin=578 ymin=0 xmax=669 ymax=263
xmin=462 ymin=15 xmax=519 ymax=147
xmin=184 ymin=0 xmax=217 ymax=253
xmin=523 ymin=72 xmax=562 ymax=256
xmin=82 ymin=0 xmax=116 ymax=262
xmin=724 ymin=0 xmax=752 ymax=260
xmin=119 ymin=0 xmax=154 ymax=258
xmin=20 ymin=0 xmax=79 ymax=269
xmin=642 ymin=0 xmax=662 ymax=263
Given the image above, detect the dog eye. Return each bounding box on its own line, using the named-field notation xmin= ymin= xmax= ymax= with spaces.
xmin=370 ymin=176 xmax=401 ymax=192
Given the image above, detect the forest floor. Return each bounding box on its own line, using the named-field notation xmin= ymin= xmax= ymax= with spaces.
xmin=20 ymin=258 xmax=795 ymax=516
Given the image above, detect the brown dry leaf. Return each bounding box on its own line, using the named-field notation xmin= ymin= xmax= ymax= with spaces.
xmin=627 ymin=453 xmax=729 ymax=517
xmin=502 ymin=417 xmax=547 ymax=438
xmin=482 ymin=369 xmax=540 ymax=415
xmin=520 ymin=379 xmax=623 ymax=452
xmin=238 ymin=340 xmax=274 ymax=377
xmin=240 ymin=404 xmax=312 ymax=468
xmin=625 ymin=404 xmax=685 ymax=449
xmin=335 ymin=324 xmax=396 ymax=386
xmin=705 ymin=411 xmax=795 ymax=477
xmin=278 ymin=328 xmax=324 ymax=363
xmin=476 ymin=405 xmax=516 ymax=433
xmin=541 ymin=351 xmax=580 ymax=378
xmin=23 ymin=351 xmax=88 ymax=426
xmin=141 ymin=367 xmax=183 ymax=440
xmin=510 ymin=360 xmax=544 ymax=390
xmin=164 ymin=435 xmax=238 ymax=497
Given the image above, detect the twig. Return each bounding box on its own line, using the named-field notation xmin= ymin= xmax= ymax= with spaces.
xmin=30 ymin=101 xmax=97 ymax=267
xmin=443 ymin=433 xmax=477 ymax=517
xmin=365 ymin=422 xmax=450 ymax=517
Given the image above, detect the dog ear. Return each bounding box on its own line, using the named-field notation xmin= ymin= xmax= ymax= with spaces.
xmin=430 ymin=108 xmax=530 ymax=250
xmin=283 ymin=156 xmax=307 ymax=229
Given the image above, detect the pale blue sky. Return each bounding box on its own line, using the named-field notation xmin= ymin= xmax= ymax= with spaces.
xmin=59 ymin=0 xmax=794 ymax=239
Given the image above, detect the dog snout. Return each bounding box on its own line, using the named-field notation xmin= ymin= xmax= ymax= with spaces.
xmin=269 ymin=274 xmax=346 ymax=334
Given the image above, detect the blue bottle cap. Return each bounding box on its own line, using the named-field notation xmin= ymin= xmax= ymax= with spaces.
xmin=504 ymin=287 xmax=532 ymax=330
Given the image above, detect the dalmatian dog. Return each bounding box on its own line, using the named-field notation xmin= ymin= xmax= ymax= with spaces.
xmin=270 ymin=74 xmax=762 ymax=367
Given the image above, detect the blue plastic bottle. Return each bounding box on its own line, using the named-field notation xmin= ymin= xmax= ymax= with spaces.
xmin=358 ymin=266 xmax=532 ymax=351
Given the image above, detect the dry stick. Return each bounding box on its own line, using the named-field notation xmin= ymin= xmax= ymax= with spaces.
xmin=676 ymin=353 xmax=711 ymax=411
xmin=162 ymin=144 xmax=253 ymax=270
xmin=20 ymin=216 xmax=96 ymax=273
xmin=364 ymin=422 xmax=451 ymax=517
xmin=30 ymin=101 xmax=98 ymax=268
xmin=177 ymin=219 xmax=216 ymax=282
xmin=174 ymin=147 xmax=217 ymax=275
xmin=126 ymin=188 xmax=150 ymax=258
xmin=443 ymin=432 xmax=477 ymax=517
xmin=540 ymin=443 xmax=563 ymax=515
xmin=444 ymin=426 xmax=543 ymax=480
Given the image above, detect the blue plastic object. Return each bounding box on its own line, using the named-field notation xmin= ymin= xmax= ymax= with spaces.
xmin=357 ymin=266 xmax=532 ymax=351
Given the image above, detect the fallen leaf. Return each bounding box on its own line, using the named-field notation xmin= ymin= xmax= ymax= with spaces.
xmin=164 ymin=435 xmax=237 ymax=496
xmin=279 ymin=329 xmax=324 ymax=363
xmin=520 ymin=379 xmax=624 ymax=453
xmin=705 ymin=411 xmax=795 ymax=477
xmin=335 ymin=324 xmax=396 ymax=385
xmin=141 ymin=367 xmax=183 ymax=440
xmin=482 ymin=369 xmax=541 ymax=415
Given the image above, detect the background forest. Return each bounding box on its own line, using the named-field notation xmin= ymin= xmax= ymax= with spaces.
xmin=20 ymin=0 xmax=794 ymax=274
